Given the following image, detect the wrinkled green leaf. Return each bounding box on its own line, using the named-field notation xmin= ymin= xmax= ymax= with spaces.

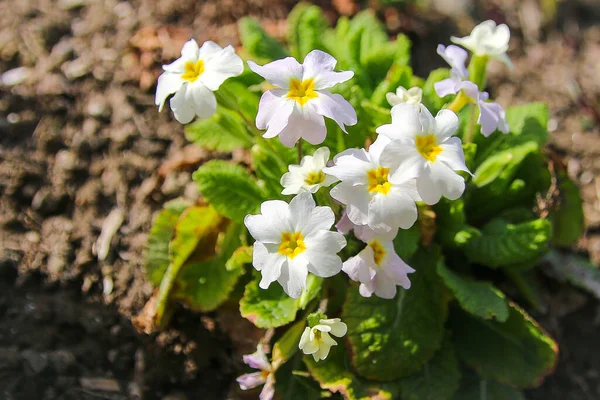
xmin=451 ymin=303 xmax=558 ymax=387
xmin=287 ymin=2 xmax=329 ymax=60
xmin=342 ymin=246 xmax=449 ymax=380
xmin=225 ymin=246 xmax=252 ymax=271
xmin=399 ymin=336 xmax=461 ymax=400
xmin=174 ymin=222 xmax=245 ymax=312
xmin=272 ymin=320 xmax=306 ymax=368
xmin=370 ymin=65 xmax=413 ymax=107
xmin=238 ymin=17 xmax=288 ymax=61
xmin=193 ymin=160 xmax=266 ymax=223
xmin=275 ymin=352 xmax=323 ymax=400
xmin=240 ymin=274 xmax=300 ymax=328
xmin=463 ymin=218 xmax=552 ymax=269
xmin=422 ymin=68 xmax=451 ymax=112
xmin=552 ymin=173 xmax=585 ymax=247
xmin=454 ymin=372 xmax=525 ymax=400
xmin=437 ymin=262 xmax=509 ymax=322
xmin=393 ymin=223 xmax=421 ymax=261
xmin=184 ymin=107 xmax=251 ymax=151
xmin=146 ymin=200 xmax=190 ymax=286
xmin=305 ymin=338 xmax=400 ymax=400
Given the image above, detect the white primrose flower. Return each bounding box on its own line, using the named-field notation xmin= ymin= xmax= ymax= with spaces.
xmin=236 ymin=345 xmax=275 ymax=400
xmin=386 ymin=86 xmax=423 ymax=108
xmin=155 ymin=39 xmax=244 ymax=124
xmin=377 ymin=103 xmax=471 ymax=205
xmin=244 ymin=192 xmax=346 ymax=298
xmin=323 ymin=135 xmax=421 ymax=233
xmin=342 ymin=227 xmax=414 ymax=299
xmin=280 ymin=147 xmax=337 ymax=195
xmin=434 ymin=44 xmax=509 ymax=137
xmin=248 ymin=50 xmax=357 ymax=147
xmin=451 ymin=19 xmax=513 ymax=69
xmin=299 ymin=318 xmax=347 ymax=362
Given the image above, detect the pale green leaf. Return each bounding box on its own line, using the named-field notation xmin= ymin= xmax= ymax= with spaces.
xmin=238 ymin=17 xmax=288 ymax=61
xmin=240 ymin=275 xmax=300 ymax=328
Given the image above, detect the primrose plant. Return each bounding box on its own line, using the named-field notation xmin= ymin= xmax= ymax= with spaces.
xmin=143 ymin=4 xmax=585 ymax=400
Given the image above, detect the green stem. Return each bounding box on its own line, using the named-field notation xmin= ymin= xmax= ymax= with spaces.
xmin=464 ymin=104 xmax=478 ymax=143
xmin=297 ymin=140 xmax=303 ymax=163
xmin=467 ymin=55 xmax=489 ymax=90
xmin=446 ymin=90 xmax=472 ymax=114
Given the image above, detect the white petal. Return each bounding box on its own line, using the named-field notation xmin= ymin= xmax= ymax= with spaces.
xmin=253 ymin=243 xmax=285 ymax=288
xmin=279 ymin=256 xmax=309 ymax=298
xmin=342 ymin=246 xmax=377 ymax=283
xmin=260 ymin=374 xmax=275 ymax=400
xmin=377 ymin=103 xmax=421 ymax=139
xmin=328 ymin=321 xmax=347 ymax=337
xmin=303 ymin=231 xmax=345 ymax=278
xmin=286 ymin=105 xmax=327 ymax=146
xmin=366 ymin=135 xmax=391 ymax=165
xmin=299 ymin=328 xmax=318 ymax=354
xmin=419 ymin=161 xmax=466 ymax=204
xmin=311 ymin=90 xmax=357 ymax=132
xmin=359 ymin=281 xmax=375 ymax=297
xmin=155 ymin=72 xmax=184 ymax=111
xmin=418 ymin=104 xmax=436 ymax=134
xmin=302 ymin=50 xmax=354 ymax=90
xmin=373 ymin=272 xmax=397 ymax=299
xmin=383 ymin=252 xmax=413 ymax=290
xmin=257 ymin=92 xmax=294 ymax=139
xmin=169 ymin=84 xmax=196 ymax=124
xmin=189 ymin=81 xmax=217 ymax=120
xmin=197 ymin=40 xmax=223 ymax=59
xmin=200 ymin=45 xmax=244 ymax=91
xmin=180 ymin=39 xmax=200 ymax=60
xmin=433 ymin=109 xmax=459 ymax=142
xmin=312 ymin=147 xmax=330 ymax=168
xmin=247 ymin=58 xmax=303 ymax=88
xmin=244 ymin=213 xmax=285 ymax=244
xmin=288 ymin=192 xmax=316 ymax=231
xmin=379 ymin=139 xmax=423 ymax=182
xmin=368 ymin=189 xmax=418 ymax=231
xmin=302 ymin=205 xmax=335 ymax=236
xmin=437 ymin=137 xmax=471 ymax=173
xmin=329 ymin=182 xmax=370 ymax=224
xmin=323 ymin=156 xmax=371 ymax=186
xmin=416 ymin=169 xmax=443 ymax=205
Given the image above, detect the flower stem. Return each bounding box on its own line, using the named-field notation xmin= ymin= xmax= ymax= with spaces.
xmin=467 ymin=55 xmax=489 ymax=90
xmin=464 ymin=104 xmax=478 ymax=143
xmin=297 ymin=140 xmax=303 ymax=163
xmin=446 ymin=91 xmax=472 ymax=114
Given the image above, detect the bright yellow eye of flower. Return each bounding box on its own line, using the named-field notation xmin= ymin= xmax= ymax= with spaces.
xmin=370 ymin=240 xmax=386 ymax=266
xmin=415 ymin=134 xmax=442 ymax=162
xmin=278 ymin=232 xmax=306 ymax=259
xmin=305 ymin=171 xmax=325 ymax=185
xmin=287 ymin=78 xmax=318 ymax=105
xmin=181 ymin=60 xmax=205 ymax=82
xmin=367 ymin=166 xmax=391 ymax=195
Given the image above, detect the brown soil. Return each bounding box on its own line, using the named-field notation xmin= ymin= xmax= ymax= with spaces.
xmin=0 ymin=0 xmax=598 ymax=399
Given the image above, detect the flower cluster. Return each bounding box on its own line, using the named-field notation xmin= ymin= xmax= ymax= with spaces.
xmin=155 ymin=18 xmax=513 ymax=377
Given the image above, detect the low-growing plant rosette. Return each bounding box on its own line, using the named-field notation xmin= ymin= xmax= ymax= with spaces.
xmin=142 ymin=4 xmax=589 ymax=399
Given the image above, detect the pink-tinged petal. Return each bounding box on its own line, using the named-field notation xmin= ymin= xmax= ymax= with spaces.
xmin=359 ymin=281 xmax=375 ymax=297
xmin=459 ymin=81 xmax=480 ymax=100
xmin=311 ymin=90 xmax=357 ymax=132
xmin=259 ymin=373 xmax=276 ymax=400
xmin=437 ymin=44 xmax=469 ymax=79
xmin=169 ymin=84 xmax=196 ymax=124
xmin=478 ymin=100 xmax=509 ymax=136
xmin=155 ymin=72 xmax=184 ymax=111
xmin=302 ymin=50 xmax=354 ymax=89
xmin=237 ymin=372 xmax=266 ymax=390
xmin=247 ymin=58 xmax=303 ymax=88
xmin=335 ymin=210 xmax=355 ymax=234
xmin=368 ymin=189 xmax=418 ymax=231
xmin=189 ymin=81 xmax=217 ymax=120
xmin=342 ymin=246 xmax=377 ymax=283
xmin=382 ymin=251 xmax=414 ymax=290
xmin=279 ymin=255 xmax=309 ymax=298
xmin=373 ymin=272 xmax=398 ymax=299
xmin=425 ymin=161 xmax=466 ymax=203
xmin=243 ymin=345 xmax=271 ymax=371
xmin=438 ymin=137 xmax=471 ymax=174
xmin=434 ymin=78 xmax=460 ymax=98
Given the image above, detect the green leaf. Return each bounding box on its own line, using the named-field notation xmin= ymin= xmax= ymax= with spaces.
xmin=361 ymin=35 xmax=411 ymax=85
xmin=225 ymin=246 xmax=252 ymax=271
xmin=463 ymin=218 xmax=552 ymax=269
xmin=238 ymin=17 xmax=288 ymax=61
xmin=145 ymin=200 xmax=190 ymax=286
xmin=422 ymin=68 xmax=451 ymax=112
xmin=552 ymin=173 xmax=585 ymax=247
xmin=272 ymin=320 xmax=306 ymax=368
xmin=454 ymin=372 xmax=525 ymax=400
xmin=173 ymin=222 xmax=245 ymax=312
xmin=251 ymin=139 xmax=296 ymax=198
xmin=240 ymin=274 xmax=300 ymax=328
xmin=451 ymin=303 xmax=558 ymax=387
xmin=214 ymin=80 xmax=260 ymax=122
xmin=342 ymin=246 xmax=449 ymax=380
xmin=305 ymin=338 xmax=400 ymax=400
xmin=193 ymin=160 xmax=266 ymax=223
xmin=437 ymin=262 xmax=509 ymax=322
xmin=287 ymin=2 xmax=329 ymax=60
xmin=472 ymin=141 xmax=538 ymax=187
xmin=298 ymin=274 xmax=323 ymax=310
xmin=506 ymin=102 xmax=549 ymax=144
xmin=184 ymin=106 xmax=251 ymax=151
xmin=399 ymin=336 xmax=461 ymax=400
xmin=275 ymin=353 xmax=323 ymax=400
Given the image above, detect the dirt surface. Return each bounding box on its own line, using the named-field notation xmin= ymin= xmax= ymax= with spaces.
xmin=1 ymin=0 xmax=599 ymax=399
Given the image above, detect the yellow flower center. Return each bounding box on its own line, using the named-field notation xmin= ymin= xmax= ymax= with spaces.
xmin=278 ymin=232 xmax=306 ymax=259
xmin=415 ymin=134 xmax=442 ymax=162
xmin=181 ymin=60 xmax=205 ymax=82
xmin=286 ymin=78 xmax=318 ymax=106
xmin=370 ymin=240 xmax=386 ymax=266
xmin=305 ymin=171 xmax=325 ymax=185
xmin=367 ymin=167 xmax=391 ymax=195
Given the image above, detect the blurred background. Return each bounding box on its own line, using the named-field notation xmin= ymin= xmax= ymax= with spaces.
xmin=0 ymin=0 xmax=599 ymax=399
